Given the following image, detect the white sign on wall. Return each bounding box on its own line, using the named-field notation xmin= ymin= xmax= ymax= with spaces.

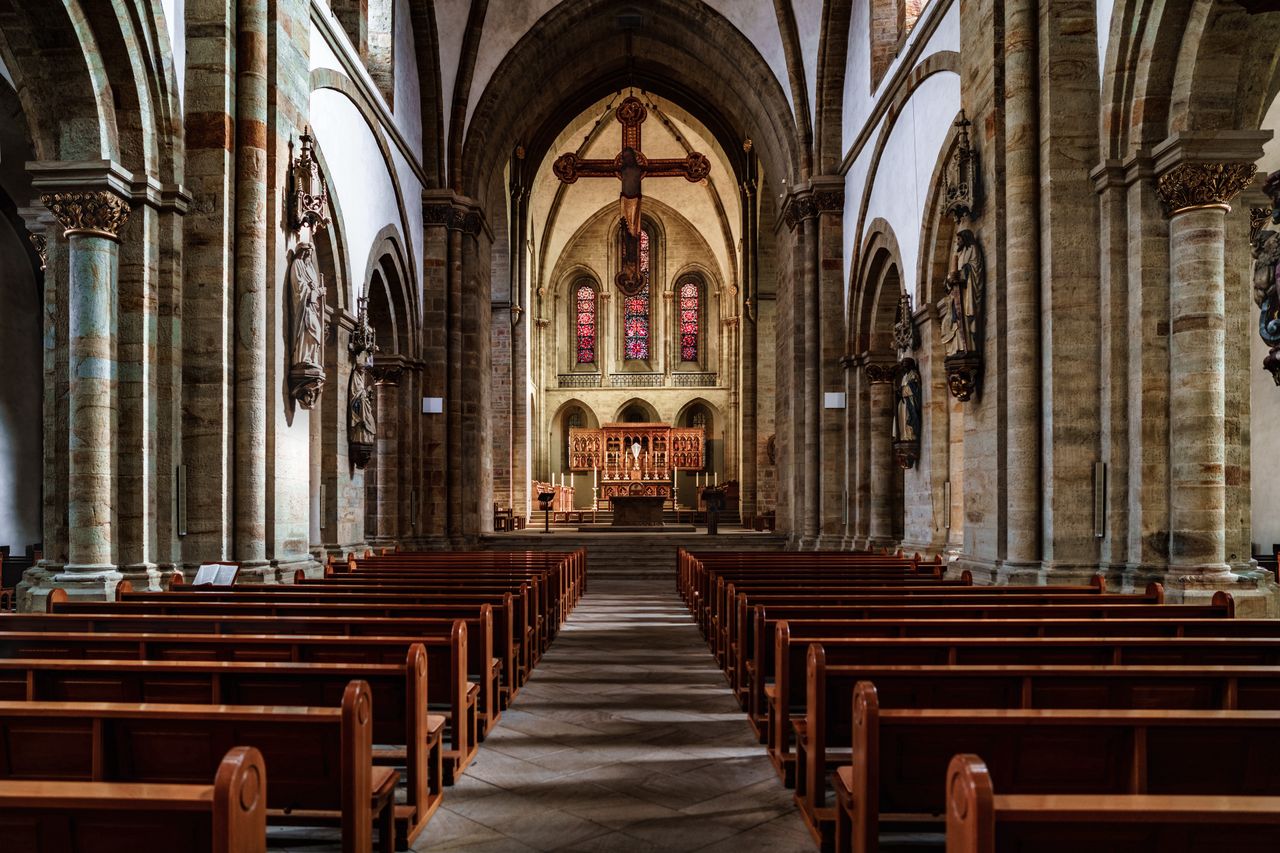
xmin=824 ymin=392 xmax=846 ymax=410
xmin=422 ymin=397 xmax=443 ymax=414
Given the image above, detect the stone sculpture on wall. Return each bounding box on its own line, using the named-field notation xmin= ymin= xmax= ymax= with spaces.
xmin=936 ymin=112 xmax=985 ymax=402
xmin=1252 ymin=171 xmax=1280 ymax=386
xmin=894 ymin=359 xmax=922 ymax=469
xmin=348 ymin=296 xmax=378 ymax=468
xmin=287 ymin=243 xmax=327 ymax=409
xmin=892 ymin=292 xmax=921 ymax=469
xmin=288 ymin=129 xmax=331 ymax=235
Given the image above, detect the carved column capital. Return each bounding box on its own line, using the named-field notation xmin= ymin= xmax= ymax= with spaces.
xmin=1156 ymin=162 xmax=1257 ymax=216
xmin=864 ymin=359 xmax=897 ymax=384
xmin=1151 ymin=131 xmax=1270 ymax=217
xmin=41 ymin=191 xmax=131 ymax=241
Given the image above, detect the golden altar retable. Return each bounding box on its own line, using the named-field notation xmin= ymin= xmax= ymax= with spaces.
xmin=568 ymin=422 xmax=704 ymax=502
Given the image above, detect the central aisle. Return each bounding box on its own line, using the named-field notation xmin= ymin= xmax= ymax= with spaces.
xmin=419 ymin=578 xmax=812 ymax=852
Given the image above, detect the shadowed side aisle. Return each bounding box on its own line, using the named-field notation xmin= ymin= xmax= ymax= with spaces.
xmin=417 ymin=578 xmax=812 ymax=852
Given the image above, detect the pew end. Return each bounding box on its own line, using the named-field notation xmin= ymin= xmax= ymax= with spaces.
xmin=944 ymin=755 xmax=994 ymax=853
xmin=1213 ymin=590 xmax=1236 ymax=618
xmin=1091 ymin=574 xmax=1106 ymax=592
xmin=213 ymin=745 xmax=269 ymax=853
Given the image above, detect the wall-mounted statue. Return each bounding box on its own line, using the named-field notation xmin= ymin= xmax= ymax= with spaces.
xmin=287 ymin=242 xmax=326 ymax=409
xmin=894 ymin=358 xmax=922 ymax=469
xmin=936 ymin=112 xmax=985 ymax=402
xmin=1252 ymin=171 xmax=1280 ymax=386
xmin=348 ymin=296 xmax=378 ymax=468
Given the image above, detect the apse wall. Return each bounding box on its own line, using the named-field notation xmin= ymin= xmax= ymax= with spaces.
xmin=0 ymin=217 xmax=40 ymax=553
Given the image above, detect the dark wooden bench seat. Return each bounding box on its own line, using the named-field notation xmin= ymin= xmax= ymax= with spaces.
xmin=0 ymin=745 xmax=267 ymax=853
xmin=800 ymin=660 xmax=1280 ymax=847
xmin=116 ymin=589 xmax=517 ymax=718
xmin=714 ymin=583 xmax=1158 ymax=679
xmin=944 ymin=754 xmax=1280 ymax=853
xmin=766 ymin=632 xmax=1280 ymax=788
xmin=722 ymin=593 xmax=1232 ymax=707
xmin=0 ymin=681 xmax=402 ymax=853
xmin=823 ymin=682 xmax=1280 ymax=851
xmin=49 ymin=597 xmax=500 ymax=737
xmin=0 ymin=645 xmax=472 ymax=795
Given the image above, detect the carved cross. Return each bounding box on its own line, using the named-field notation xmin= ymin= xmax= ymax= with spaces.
xmin=553 ymin=96 xmax=711 ymax=295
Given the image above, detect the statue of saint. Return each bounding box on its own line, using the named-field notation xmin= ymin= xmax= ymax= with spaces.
xmin=290 ymin=243 xmax=325 ymax=370
xmin=348 ymin=359 xmax=376 ymax=448
xmin=1253 ymin=227 xmax=1280 ymax=347
xmin=896 ymin=361 xmax=922 ymax=443
xmin=938 ymin=229 xmax=984 ymax=358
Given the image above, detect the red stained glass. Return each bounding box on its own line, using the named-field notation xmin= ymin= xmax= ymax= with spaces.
xmin=625 ymin=229 xmax=650 ymax=360
xmin=575 ymin=284 xmax=595 ymax=363
xmin=679 ymin=279 xmax=699 ymax=361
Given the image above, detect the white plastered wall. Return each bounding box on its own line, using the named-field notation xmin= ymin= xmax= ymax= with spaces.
xmin=1252 ymin=96 xmax=1280 ymax=553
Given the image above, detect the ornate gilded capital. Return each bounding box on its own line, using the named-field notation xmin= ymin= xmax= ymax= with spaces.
xmin=41 ymin=191 xmax=131 ymax=240
xmin=1156 ymin=162 xmax=1257 ymax=216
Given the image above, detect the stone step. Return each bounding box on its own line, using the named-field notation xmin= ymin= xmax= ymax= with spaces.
xmin=480 ymin=531 xmax=788 ymax=579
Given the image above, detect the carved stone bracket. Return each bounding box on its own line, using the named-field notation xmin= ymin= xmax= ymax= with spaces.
xmin=28 ymin=233 xmax=47 ymax=271
xmin=944 ymin=352 xmax=982 ymax=401
xmin=1156 ymin=162 xmax=1257 ymax=216
xmin=41 ymin=191 xmax=131 ymax=241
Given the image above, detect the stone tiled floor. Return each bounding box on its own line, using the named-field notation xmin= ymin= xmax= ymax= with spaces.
xmin=269 ymin=578 xmax=813 ymax=852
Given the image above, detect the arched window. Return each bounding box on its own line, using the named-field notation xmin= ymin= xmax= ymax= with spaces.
xmin=575 ymin=283 xmax=596 ymax=364
xmin=624 ymin=228 xmax=651 ymax=360
xmin=679 ymin=278 xmax=700 ymax=362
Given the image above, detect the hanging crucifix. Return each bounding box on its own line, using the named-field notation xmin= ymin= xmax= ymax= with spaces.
xmin=553 ymin=96 xmax=711 ymax=296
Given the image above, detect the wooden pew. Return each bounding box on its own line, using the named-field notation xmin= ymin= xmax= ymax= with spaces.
xmin=801 ymin=658 xmax=1280 ymax=847
xmin=767 ymin=631 xmax=1280 ymax=787
xmin=715 ymin=581 xmax=1148 ymax=681
xmin=50 ymin=595 xmax=497 ymax=740
xmin=944 ymin=754 xmax=1280 ymax=853
xmin=0 ymin=644 xmax=474 ymax=791
xmin=0 ymin=681 xmax=400 ymax=853
xmin=742 ymin=611 xmax=1280 ymax=733
xmin=8 ymin=616 xmax=472 ymax=785
xmin=0 ymin=744 xmax=267 ymax=853
xmin=113 ymin=589 xmax=511 ymax=725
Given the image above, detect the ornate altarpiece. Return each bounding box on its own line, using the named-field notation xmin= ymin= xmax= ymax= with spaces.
xmin=568 ymin=423 xmax=705 ymax=502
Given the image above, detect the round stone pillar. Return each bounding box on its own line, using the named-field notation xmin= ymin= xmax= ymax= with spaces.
xmin=41 ymin=189 xmax=131 ymax=575
xmin=865 ymin=360 xmax=897 ymax=548
xmin=1155 ymin=157 xmax=1258 ymax=574
xmin=371 ymin=364 xmax=403 ymax=544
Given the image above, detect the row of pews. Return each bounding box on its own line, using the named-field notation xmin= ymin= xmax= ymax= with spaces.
xmin=678 ymin=548 xmax=1280 ymax=852
xmin=0 ymin=548 xmax=585 ymax=853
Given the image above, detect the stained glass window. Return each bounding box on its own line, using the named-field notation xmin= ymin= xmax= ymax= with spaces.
xmin=624 ymin=228 xmax=650 ymax=360
xmin=679 ymin=278 xmax=699 ymax=361
xmin=575 ymin=283 xmax=596 ymax=364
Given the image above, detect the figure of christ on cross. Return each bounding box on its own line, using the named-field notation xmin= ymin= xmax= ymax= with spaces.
xmin=553 ymin=96 xmax=711 ymax=296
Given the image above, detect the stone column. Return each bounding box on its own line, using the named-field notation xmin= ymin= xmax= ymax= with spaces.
xmin=1153 ymin=134 xmax=1264 ymax=576
xmin=865 ymin=359 xmax=897 ymax=548
xmin=370 ymin=364 xmax=403 ymax=545
xmin=36 ymin=166 xmax=133 ymax=591
xmin=840 ymin=354 xmax=858 ymax=548
xmin=234 ymin=0 xmax=268 ymax=568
